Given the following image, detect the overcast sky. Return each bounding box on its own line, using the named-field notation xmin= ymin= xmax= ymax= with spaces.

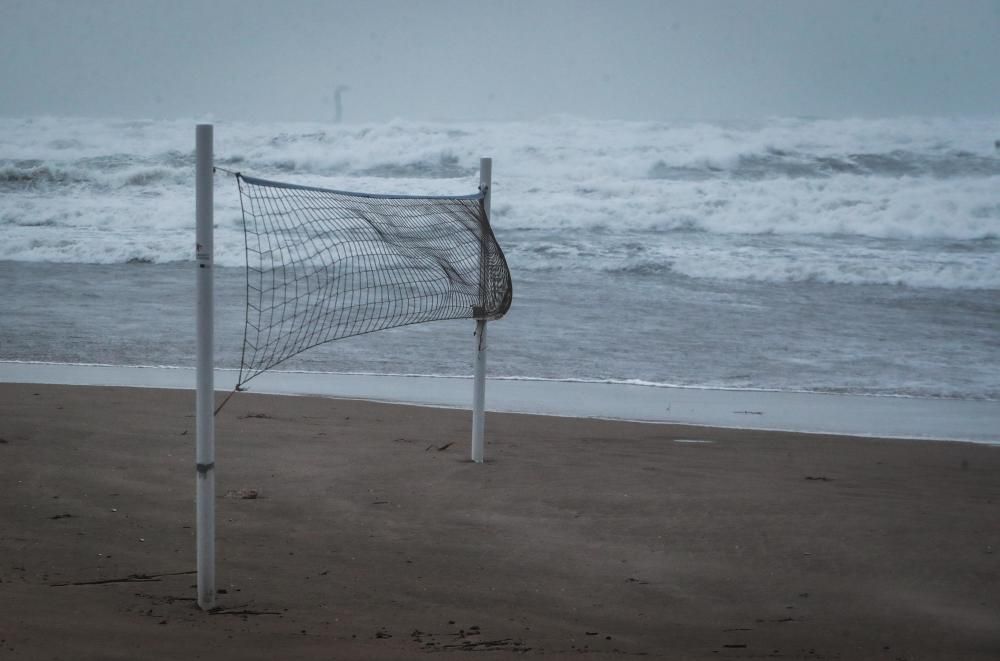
xmin=1 ymin=0 xmax=998 ymax=123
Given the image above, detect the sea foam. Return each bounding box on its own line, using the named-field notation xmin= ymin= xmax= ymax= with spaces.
xmin=1 ymin=114 xmax=997 ymax=289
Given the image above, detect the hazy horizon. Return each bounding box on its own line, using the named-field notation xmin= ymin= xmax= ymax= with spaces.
xmin=2 ymin=0 xmax=998 ymax=124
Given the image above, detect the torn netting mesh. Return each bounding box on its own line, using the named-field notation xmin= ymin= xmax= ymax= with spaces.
xmin=233 ymin=174 xmax=512 ymax=388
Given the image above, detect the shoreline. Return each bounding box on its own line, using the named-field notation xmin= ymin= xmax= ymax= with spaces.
xmin=2 ymin=383 xmax=999 ymax=659
xmin=2 ymin=361 xmax=998 ymax=445
xmin=12 ymin=357 xmax=1000 ymax=400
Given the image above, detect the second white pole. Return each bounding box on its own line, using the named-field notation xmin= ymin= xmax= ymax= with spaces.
xmin=472 ymin=157 xmax=492 ymax=463
xmin=195 ymin=124 xmax=216 ymax=610
xmin=472 ymin=319 xmax=487 ymax=463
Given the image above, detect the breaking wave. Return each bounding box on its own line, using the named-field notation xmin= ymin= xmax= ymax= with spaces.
xmin=1 ymin=114 xmax=997 ymax=289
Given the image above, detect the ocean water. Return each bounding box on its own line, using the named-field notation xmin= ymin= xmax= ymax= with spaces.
xmin=1 ymin=114 xmax=998 ymax=401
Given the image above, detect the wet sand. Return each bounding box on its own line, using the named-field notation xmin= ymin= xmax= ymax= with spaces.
xmin=1 ymin=383 xmax=997 ymax=659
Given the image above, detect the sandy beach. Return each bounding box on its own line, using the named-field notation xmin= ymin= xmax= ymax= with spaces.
xmin=1 ymin=383 xmax=998 ymax=660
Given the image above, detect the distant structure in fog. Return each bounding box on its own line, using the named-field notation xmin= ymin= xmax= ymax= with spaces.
xmin=334 ymin=85 xmax=350 ymax=123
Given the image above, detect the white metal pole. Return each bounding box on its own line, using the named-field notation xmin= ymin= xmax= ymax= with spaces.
xmin=195 ymin=124 xmax=216 ymax=610
xmin=472 ymin=320 xmax=487 ymax=462
xmin=471 ymin=157 xmax=492 ymax=463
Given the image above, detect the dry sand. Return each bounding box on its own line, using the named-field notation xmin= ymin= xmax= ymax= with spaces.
xmin=1 ymin=383 xmax=998 ymax=660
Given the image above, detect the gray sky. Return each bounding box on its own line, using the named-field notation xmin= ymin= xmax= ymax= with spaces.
xmin=1 ymin=0 xmax=998 ymax=122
